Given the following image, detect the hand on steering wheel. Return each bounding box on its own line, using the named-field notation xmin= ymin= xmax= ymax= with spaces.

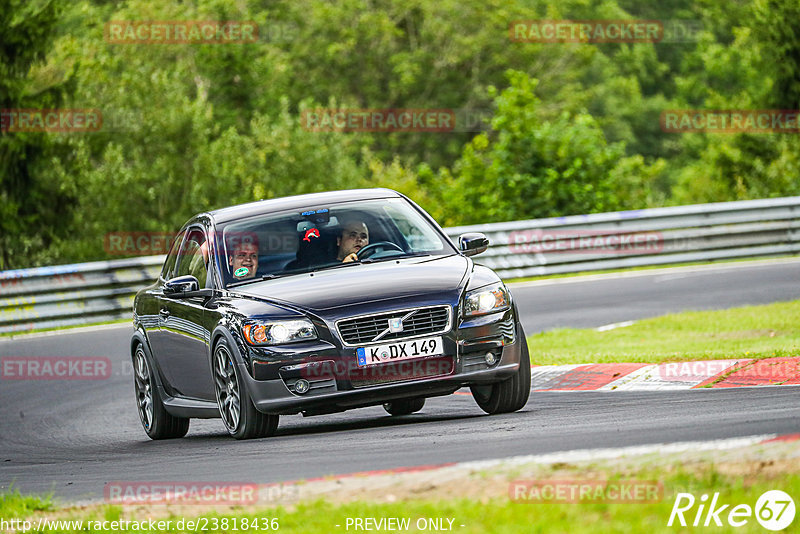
xmin=355 ymin=241 xmax=404 ymax=260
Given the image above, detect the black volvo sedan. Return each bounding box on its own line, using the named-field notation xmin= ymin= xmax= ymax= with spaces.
xmin=131 ymin=189 xmax=530 ymax=439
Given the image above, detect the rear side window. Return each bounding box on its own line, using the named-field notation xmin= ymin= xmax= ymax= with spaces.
xmin=160 ymin=230 xmax=186 ymax=280
xmin=174 ymin=227 xmax=209 ymax=287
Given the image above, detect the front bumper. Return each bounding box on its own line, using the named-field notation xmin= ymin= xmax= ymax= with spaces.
xmin=239 ymin=308 xmax=522 ymax=415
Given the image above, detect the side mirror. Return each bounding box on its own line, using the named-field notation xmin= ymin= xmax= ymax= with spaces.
xmin=164 ymin=275 xmax=199 ymax=295
xmin=458 ymin=232 xmax=489 ymax=257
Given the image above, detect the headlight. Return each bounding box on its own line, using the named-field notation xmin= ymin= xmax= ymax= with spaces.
xmin=242 ymin=319 xmax=317 ymax=345
xmin=463 ymin=282 xmax=510 ymax=317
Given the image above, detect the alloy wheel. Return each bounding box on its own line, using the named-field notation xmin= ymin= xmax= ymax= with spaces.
xmin=214 ymin=345 xmax=241 ymax=431
xmin=133 ymin=347 xmax=153 ymax=430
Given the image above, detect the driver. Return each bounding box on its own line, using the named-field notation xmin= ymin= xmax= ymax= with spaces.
xmin=229 ymin=240 xmax=259 ymax=280
xmin=336 ymin=219 xmax=369 ymax=263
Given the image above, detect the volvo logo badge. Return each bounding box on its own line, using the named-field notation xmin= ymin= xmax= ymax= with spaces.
xmin=388 ymin=317 xmax=404 ymax=333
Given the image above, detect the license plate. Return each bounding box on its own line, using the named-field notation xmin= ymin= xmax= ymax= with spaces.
xmin=356 ymin=336 xmax=443 ymax=367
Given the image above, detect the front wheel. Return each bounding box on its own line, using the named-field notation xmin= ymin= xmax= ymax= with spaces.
xmin=383 ymin=397 xmax=425 ymax=416
xmin=133 ymin=344 xmax=189 ymax=440
xmin=213 ymin=339 xmax=279 ymax=440
xmin=470 ymin=325 xmax=531 ymax=414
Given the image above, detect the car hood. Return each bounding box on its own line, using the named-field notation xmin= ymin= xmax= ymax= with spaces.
xmin=232 ymin=254 xmax=470 ymax=315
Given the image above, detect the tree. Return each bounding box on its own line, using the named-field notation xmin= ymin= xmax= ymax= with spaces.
xmin=0 ymin=0 xmax=73 ymax=269
xmin=752 ymin=0 xmax=800 ymax=110
xmin=444 ymin=71 xmax=659 ymax=224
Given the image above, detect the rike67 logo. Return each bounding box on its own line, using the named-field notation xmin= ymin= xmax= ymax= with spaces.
xmin=668 ymin=490 xmax=795 ymax=530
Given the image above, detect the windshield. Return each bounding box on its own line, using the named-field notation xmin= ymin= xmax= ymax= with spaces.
xmin=216 ymin=198 xmax=455 ymax=287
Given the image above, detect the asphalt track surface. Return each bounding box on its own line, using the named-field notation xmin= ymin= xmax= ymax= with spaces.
xmin=1 ymin=259 xmax=799 ymax=502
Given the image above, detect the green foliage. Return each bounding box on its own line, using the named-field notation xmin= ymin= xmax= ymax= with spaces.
xmin=668 ymin=0 xmax=800 ymax=205
xmin=2 ymin=0 xmax=800 ymax=268
xmin=192 ymin=100 xmax=367 ymax=209
xmin=752 ymin=0 xmax=800 ymax=109
xmin=282 ymin=0 xmax=569 ymax=169
xmin=0 ymin=0 xmax=74 ymax=269
xmin=443 ymin=71 xmax=663 ymax=224
xmin=0 ymin=485 xmax=53 ymax=515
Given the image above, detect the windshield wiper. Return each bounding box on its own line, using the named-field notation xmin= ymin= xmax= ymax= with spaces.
xmin=310 ymin=261 xmax=363 ymax=273
xmin=312 ymin=253 xmax=430 ymax=269
xmin=227 ymin=273 xmax=283 ymax=288
xmin=360 ymin=252 xmax=432 ymax=264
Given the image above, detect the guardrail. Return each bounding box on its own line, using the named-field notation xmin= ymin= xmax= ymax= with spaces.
xmin=2 ymin=196 xmax=799 ymax=334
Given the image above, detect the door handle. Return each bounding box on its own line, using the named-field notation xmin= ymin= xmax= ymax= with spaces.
xmin=159 ymin=308 xmax=170 ymax=319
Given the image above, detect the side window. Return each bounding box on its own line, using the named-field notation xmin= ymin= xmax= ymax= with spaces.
xmin=174 ymin=227 xmax=208 ymax=287
xmin=161 ymin=230 xmax=186 ymax=281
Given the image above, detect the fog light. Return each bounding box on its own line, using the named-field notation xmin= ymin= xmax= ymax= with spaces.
xmin=484 ymin=352 xmax=497 ymax=365
xmin=294 ymin=379 xmax=310 ymax=394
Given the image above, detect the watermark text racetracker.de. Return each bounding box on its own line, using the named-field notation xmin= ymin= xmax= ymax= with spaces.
xmin=658 ymin=361 xmax=734 ymax=381
xmin=1 ymin=357 xmax=111 ymax=380
xmin=300 ymin=108 xmax=493 ymax=133
xmin=301 ymin=109 xmax=455 ymax=132
xmin=104 ymin=481 xmax=260 ymax=505
xmin=104 ymin=232 xmax=180 ymax=256
xmin=0 ymin=109 xmax=102 ymax=133
xmin=105 ymin=21 xmax=258 ymax=44
xmin=104 ymin=481 xmax=298 ymax=505
xmin=0 ymin=516 xmax=279 ymax=532
xmin=103 ymin=230 xmax=270 ymax=256
xmin=270 ymin=356 xmax=455 ymax=385
xmin=510 ymin=20 xmax=663 ymax=43
xmin=658 ymin=359 xmax=800 ymax=383
xmin=661 ymin=110 xmax=800 ymax=133
xmin=104 ymin=20 xmax=298 ymax=44
xmin=508 ymin=229 xmax=667 ymax=255
xmin=510 ymin=479 xmax=663 ymax=503
xmin=509 ymin=19 xmax=702 ymax=43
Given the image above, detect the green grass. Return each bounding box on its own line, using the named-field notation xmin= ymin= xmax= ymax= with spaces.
xmin=0 ymin=485 xmax=53 ymax=516
xmin=2 ymin=469 xmax=797 ymax=533
xmin=527 ymin=300 xmax=800 ymax=365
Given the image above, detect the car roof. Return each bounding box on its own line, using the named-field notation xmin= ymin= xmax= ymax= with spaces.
xmin=206 ymin=188 xmax=403 ymax=224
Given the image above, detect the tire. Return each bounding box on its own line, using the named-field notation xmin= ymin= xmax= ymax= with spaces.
xmin=383 ymin=397 xmax=425 ymax=416
xmin=133 ymin=343 xmax=190 ymax=440
xmin=470 ymin=324 xmax=531 ymax=414
xmin=213 ymin=339 xmax=279 ymax=440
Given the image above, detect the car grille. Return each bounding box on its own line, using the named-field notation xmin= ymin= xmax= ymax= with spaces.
xmin=337 ymin=305 xmax=451 ymax=346
xmin=349 ymin=355 xmax=455 ymax=388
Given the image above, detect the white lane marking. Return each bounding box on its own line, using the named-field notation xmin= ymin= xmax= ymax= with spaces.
xmin=599 ymin=360 xmax=743 ymax=390
xmin=0 ymin=322 xmax=132 ymax=342
xmin=455 ymin=434 xmax=779 ymax=471
xmin=595 ymin=320 xmax=635 ymax=332
xmin=598 ymin=364 xmax=659 ymax=389
xmin=508 ymin=257 xmax=800 ymax=288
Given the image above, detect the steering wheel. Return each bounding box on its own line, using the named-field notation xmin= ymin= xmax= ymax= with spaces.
xmin=356 ymin=241 xmax=404 ymax=260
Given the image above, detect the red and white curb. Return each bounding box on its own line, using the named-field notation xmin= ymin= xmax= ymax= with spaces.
xmin=528 ymin=357 xmax=800 ymax=391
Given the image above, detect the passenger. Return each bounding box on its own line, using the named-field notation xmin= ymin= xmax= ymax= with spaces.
xmin=229 ymin=240 xmax=259 ymax=280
